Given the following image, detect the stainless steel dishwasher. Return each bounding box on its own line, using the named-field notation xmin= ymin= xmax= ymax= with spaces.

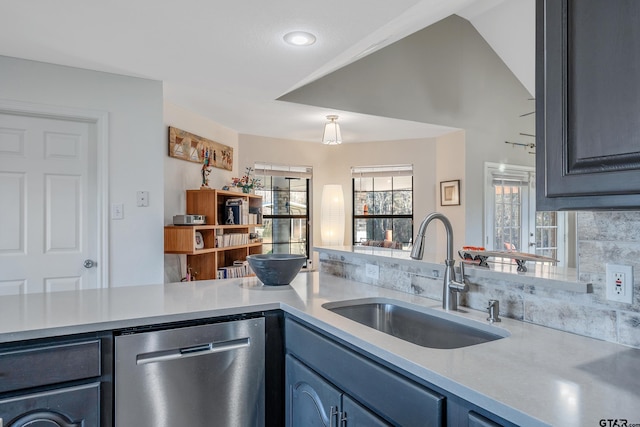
xmin=114 ymin=317 xmax=265 ymax=427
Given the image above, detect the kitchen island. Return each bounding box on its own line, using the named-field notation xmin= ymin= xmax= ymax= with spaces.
xmin=0 ymin=272 xmax=638 ymax=426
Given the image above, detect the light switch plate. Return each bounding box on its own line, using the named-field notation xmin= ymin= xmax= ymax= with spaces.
xmin=111 ymin=203 xmax=124 ymax=220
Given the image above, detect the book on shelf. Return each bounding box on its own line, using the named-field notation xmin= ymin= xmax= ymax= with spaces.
xmin=224 ymin=204 xmax=241 ymax=225
xmin=248 ymin=207 xmax=262 ymax=225
xmin=225 ymin=198 xmax=249 ymax=224
xmin=216 ymin=260 xmax=253 ymax=279
xmin=215 ymin=231 xmax=249 ymax=248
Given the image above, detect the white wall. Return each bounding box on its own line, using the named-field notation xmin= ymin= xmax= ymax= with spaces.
xmin=0 ymin=55 xmax=164 ymax=287
xmin=435 ymin=131 xmax=466 ymax=261
xmin=163 ymin=101 xmax=239 ymax=282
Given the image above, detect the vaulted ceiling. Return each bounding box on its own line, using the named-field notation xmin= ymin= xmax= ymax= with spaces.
xmin=0 ymin=0 xmax=533 ymax=142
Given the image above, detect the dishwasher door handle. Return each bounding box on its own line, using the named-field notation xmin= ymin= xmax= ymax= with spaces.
xmin=136 ymin=337 xmax=250 ymax=365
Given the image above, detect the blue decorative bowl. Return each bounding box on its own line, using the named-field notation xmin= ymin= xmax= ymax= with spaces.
xmin=246 ymin=254 xmax=306 ymax=286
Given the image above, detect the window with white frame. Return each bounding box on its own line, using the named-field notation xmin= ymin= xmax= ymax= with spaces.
xmin=484 ymin=163 xmax=566 ymax=265
xmin=351 ymin=165 xmax=413 ymax=246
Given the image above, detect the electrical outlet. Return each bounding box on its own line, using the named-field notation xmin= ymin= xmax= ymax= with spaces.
xmin=614 ymin=272 xmax=624 ymax=295
xmin=365 ymin=263 xmax=379 ymax=280
xmin=606 ymin=263 xmax=633 ymax=304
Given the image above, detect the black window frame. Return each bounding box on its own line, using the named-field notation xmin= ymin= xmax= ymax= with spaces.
xmin=352 ymin=175 xmax=413 ymax=245
xmin=257 ymin=176 xmax=310 ymax=262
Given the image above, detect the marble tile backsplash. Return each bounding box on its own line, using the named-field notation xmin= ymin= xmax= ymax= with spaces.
xmin=577 ymin=211 xmax=640 ymax=347
xmin=319 ymin=212 xmax=640 ymax=349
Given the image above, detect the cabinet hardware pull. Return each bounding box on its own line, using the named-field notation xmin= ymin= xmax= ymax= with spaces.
xmin=340 ymin=411 xmax=348 ymax=426
xmin=329 ymin=406 xmax=339 ymax=427
xmin=136 ymin=337 xmax=250 ymax=365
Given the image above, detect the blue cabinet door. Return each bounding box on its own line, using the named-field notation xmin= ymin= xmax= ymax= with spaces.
xmin=286 ymin=354 xmax=341 ymax=427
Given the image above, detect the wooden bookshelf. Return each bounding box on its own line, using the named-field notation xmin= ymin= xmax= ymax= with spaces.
xmin=164 ymin=189 xmax=263 ymax=280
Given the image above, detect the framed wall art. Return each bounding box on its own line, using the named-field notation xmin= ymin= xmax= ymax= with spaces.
xmin=440 ymin=180 xmax=460 ymax=206
xmin=168 ymin=126 xmax=233 ymax=171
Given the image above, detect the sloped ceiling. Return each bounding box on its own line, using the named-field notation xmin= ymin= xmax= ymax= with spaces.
xmin=278 ymin=14 xmax=532 ymax=133
xmin=461 ymin=0 xmax=535 ymax=96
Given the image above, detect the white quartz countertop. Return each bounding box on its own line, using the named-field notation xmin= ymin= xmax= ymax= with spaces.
xmin=0 ymin=272 xmax=637 ymax=426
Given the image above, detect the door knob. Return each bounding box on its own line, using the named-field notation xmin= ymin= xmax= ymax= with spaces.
xmin=83 ymin=259 xmax=96 ymax=269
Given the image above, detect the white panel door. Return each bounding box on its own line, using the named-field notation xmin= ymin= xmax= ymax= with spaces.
xmin=0 ymin=113 xmax=97 ymax=294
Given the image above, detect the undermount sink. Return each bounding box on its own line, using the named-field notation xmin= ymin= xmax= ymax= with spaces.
xmin=322 ymin=298 xmax=508 ymax=349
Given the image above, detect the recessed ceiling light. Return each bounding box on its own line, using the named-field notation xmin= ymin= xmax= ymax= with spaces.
xmin=283 ymin=31 xmax=316 ymax=46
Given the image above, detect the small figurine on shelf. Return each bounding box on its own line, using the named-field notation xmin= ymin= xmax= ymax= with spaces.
xmin=231 ymin=167 xmax=263 ymax=194
xmin=201 ymin=148 xmax=213 ymax=189
xmin=225 ymin=207 xmax=235 ymax=224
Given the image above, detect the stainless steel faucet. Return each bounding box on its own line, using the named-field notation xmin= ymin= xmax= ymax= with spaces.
xmin=410 ymin=212 xmax=468 ymax=311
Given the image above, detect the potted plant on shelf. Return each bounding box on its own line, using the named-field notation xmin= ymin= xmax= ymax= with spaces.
xmin=231 ymin=167 xmax=262 ymax=194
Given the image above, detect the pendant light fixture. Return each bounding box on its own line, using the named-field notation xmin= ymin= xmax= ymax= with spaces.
xmin=322 ymin=115 xmax=342 ymax=145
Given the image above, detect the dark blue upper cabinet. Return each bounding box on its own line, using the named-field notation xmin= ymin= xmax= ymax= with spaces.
xmin=536 ymin=0 xmax=640 ymax=210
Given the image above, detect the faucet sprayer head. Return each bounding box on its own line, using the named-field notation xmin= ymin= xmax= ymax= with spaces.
xmin=410 ymin=234 xmax=426 ymax=260
xmin=411 ymin=212 xmax=454 ymax=261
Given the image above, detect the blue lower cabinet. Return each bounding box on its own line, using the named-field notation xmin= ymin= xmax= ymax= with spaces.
xmin=0 ymin=383 xmax=100 ymax=427
xmin=286 ymin=354 xmax=390 ymax=427
xmin=285 ymin=317 xmax=444 ymax=426
xmin=0 ymin=334 xmax=108 ymax=427
xmin=284 ymin=317 xmax=522 ymax=427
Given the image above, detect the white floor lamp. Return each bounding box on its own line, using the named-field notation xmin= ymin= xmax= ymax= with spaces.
xmin=321 ymin=184 xmax=345 ymax=246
